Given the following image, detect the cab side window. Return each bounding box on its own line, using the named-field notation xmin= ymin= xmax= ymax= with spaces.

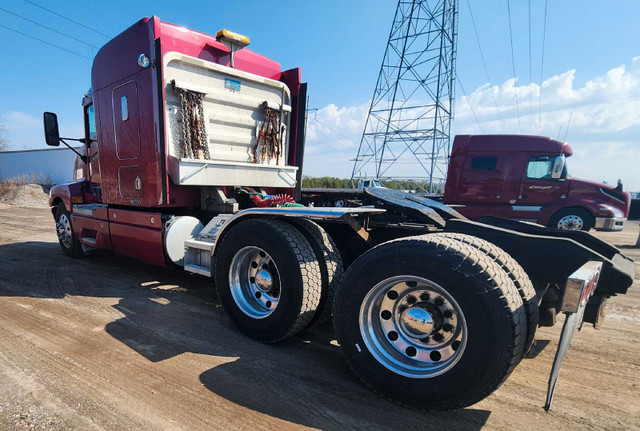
xmin=470 ymin=156 xmax=497 ymax=170
xmin=526 ymin=156 xmax=553 ymax=179
xmin=86 ymin=104 xmax=97 ymax=140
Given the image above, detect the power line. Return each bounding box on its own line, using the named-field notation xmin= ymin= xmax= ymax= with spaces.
xmin=0 ymin=7 xmax=99 ymax=50
xmin=21 ymin=0 xmax=112 ymax=39
xmin=537 ymin=0 xmax=549 ymax=134
xmin=0 ymin=23 xmax=92 ymax=60
xmin=506 ymin=0 xmax=522 ymax=133
xmin=456 ymin=72 xmax=485 ymax=134
xmin=465 ymin=0 xmax=505 ymax=129
xmin=310 ymin=117 xmax=356 ymax=143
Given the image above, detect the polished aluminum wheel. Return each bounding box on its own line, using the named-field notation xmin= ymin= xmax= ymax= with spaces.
xmin=359 ymin=275 xmax=467 ymax=378
xmin=557 ymin=215 xmax=583 ymax=231
xmin=229 ymin=246 xmax=281 ymax=319
xmin=56 ymin=214 xmax=72 ymax=248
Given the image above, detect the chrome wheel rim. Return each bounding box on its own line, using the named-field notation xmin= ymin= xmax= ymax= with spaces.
xmin=557 ymin=215 xmax=583 ymax=230
xmin=57 ymin=214 xmax=72 ymax=248
xmin=359 ymin=275 xmax=467 ymax=378
xmin=229 ymin=246 xmax=281 ymax=319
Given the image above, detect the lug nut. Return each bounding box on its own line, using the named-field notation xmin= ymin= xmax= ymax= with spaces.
xmin=442 ymin=323 xmax=453 ymax=332
xmin=433 ymin=332 xmax=444 ymax=342
xmin=407 ymin=295 xmax=417 ymax=304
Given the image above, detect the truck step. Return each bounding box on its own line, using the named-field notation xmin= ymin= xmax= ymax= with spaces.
xmin=183 ymin=263 xmax=211 ymax=277
xmin=184 ymin=239 xmax=214 ymax=252
xmin=183 ymin=239 xmax=215 ymax=277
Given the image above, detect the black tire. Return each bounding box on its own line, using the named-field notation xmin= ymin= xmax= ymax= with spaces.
xmin=435 ymin=232 xmax=538 ymax=357
xmin=333 ymin=235 xmax=526 ymax=411
xmin=289 ymin=219 xmax=343 ymax=327
xmin=214 ymin=218 xmax=322 ymax=343
xmin=548 ymin=208 xmax=594 ymax=231
xmin=55 ymin=203 xmax=84 ymax=258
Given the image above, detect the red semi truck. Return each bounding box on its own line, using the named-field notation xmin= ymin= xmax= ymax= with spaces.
xmin=44 ymin=17 xmax=634 ymax=411
xmin=445 ymin=135 xmax=630 ymax=231
xmin=303 ymin=136 xmax=630 ymax=232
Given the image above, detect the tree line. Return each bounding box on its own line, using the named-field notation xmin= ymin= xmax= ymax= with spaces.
xmin=301 ymin=176 xmax=435 ymax=192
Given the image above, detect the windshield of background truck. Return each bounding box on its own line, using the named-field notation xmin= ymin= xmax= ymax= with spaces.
xmin=526 ymin=156 xmax=568 ymax=180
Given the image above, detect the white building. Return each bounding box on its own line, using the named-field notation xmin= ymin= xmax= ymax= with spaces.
xmin=0 ymin=147 xmax=80 ymax=185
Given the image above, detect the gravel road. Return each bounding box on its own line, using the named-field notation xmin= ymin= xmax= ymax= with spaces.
xmin=0 ymin=204 xmax=638 ymax=430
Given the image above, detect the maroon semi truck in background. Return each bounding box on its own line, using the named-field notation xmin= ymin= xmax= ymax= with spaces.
xmin=303 ymin=135 xmax=630 ymax=232
xmin=445 ymin=135 xmax=630 ymax=232
xmin=43 ymin=17 xmax=634 ymax=411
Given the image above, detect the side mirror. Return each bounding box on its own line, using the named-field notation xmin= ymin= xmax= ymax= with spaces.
xmin=551 ymin=155 xmax=565 ymax=179
xmin=43 ymin=112 xmax=60 ymax=147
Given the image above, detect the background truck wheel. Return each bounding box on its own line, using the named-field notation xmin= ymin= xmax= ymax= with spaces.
xmin=214 ymin=218 xmax=322 ymax=343
xmin=548 ymin=208 xmax=594 ymax=231
xmin=333 ymin=235 xmax=526 ymax=411
xmin=289 ymin=219 xmax=343 ymax=327
xmin=55 ymin=203 xmax=84 ymax=258
xmin=436 ymin=232 xmax=538 ymax=357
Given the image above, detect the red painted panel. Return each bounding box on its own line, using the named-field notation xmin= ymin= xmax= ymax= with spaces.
xmin=90 ymin=17 xmax=293 ymax=209
xmin=71 ymin=215 xmax=112 ymax=250
xmin=113 ymin=81 xmax=141 ymax=160
xmin=108 ymin=208 xmax=162 ymax=229
xmin=109 ymin=223 xmax=165 ymax=266
xmin=92 ymin=18 xmax=162 ymax=207
xmin=155 ymin=19 xmax=282 ymax=80
xmin=49 ymin=180 xmax=91 ymax=212
xmin=118 ymin=165 xmax=143 ymax=198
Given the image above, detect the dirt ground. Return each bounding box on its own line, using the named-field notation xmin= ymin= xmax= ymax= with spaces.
xmin=0 ymin=204 xmax=638 ymax=431
xmin=0 ymin=184 xmax=50 ymax=207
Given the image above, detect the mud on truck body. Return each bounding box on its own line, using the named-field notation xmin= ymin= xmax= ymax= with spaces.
xmin=44 ymin=17 xmax=634 ymax=411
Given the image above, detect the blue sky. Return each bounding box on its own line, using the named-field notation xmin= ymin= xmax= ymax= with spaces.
xmin=1 ymin=1 xmax=639 ymax=188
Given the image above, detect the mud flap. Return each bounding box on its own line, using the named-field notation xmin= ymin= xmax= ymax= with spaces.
xmin=545 ymin=261 xmax=602 ymax=411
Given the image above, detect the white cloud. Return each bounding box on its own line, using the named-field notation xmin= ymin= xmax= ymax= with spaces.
xmin=304 ymin=57 xmax=640 ymax=190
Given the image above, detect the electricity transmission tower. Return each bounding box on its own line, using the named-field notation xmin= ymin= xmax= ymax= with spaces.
xmin=350 ymin=0 xmax=459 ymax=193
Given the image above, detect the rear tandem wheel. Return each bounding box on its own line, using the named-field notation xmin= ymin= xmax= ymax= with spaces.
xmin=214 ymin=218 xmax=322 ymax=343
xmin=333 ymin=234 xmax=526 ymax=410
xmin=436 ymin=232 xmax=539 ymax=357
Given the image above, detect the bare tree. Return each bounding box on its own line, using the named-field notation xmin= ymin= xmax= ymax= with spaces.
xmin=0 ymin=126 xmax=8 ymax=152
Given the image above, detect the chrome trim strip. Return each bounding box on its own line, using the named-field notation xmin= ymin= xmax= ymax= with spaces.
xmin=599 ymin=187 xmax=626 ymax=204
xmin=511 ymin=205 xmax=542 ymax=211
xmin=72 ymin=203 xmax=107 ymax=217
xmin=206 ymin=207 xmax=386 ymax=256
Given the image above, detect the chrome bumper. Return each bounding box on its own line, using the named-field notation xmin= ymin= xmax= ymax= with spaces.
xmin=594 ymin=216 xmax=626 ymax=231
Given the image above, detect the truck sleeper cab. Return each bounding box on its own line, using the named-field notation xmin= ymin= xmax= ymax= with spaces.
xmin=444 ymin=135 xmax=630 ymax=232
xmin=45 ymin=17 xmax=634 ymax=412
